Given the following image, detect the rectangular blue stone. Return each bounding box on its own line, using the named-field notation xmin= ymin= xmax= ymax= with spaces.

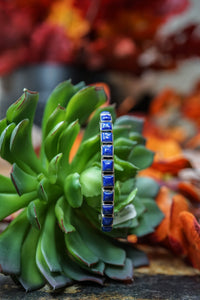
xmin=102 ymin=160 xmax=113 ymax=172
xmin=102 ymin=205 xmax=113 ymax=215
xmin=102 ymin=145 xmax=113 ymax=157
xmin=102 ymin=217 xmax=113 ymax=226
xmin=101 ymin=132 xmax=113 ymax=143
xmin=102 ymin=226 xmax=112 ymax=232
xmin=100 ymin=122 xmax=112 ymax=131
xmin=103 ymin=175 xmax=114 ymax=187
xmin=100 ymin=112 xmax=112 ymax=122
xmin=103 ymin=190 xmax=114 ymax=202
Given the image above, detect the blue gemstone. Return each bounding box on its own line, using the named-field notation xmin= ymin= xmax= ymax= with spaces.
xmin=103 ymin=190 xmax=114 ymax=202
xmin=102 ymin=145 xmax=113 ymax=156
xmin=101 ymin=122 xmax=112 ymax=131
xmin=100 ymin=112 xmax=112 ymax=122
xmin=103 ymin=175 xmax=114 ymax=187
xmin=103 ymin=205 xmax=113 ymax=215
xmin=102 ymin=226 xmax=112 ymax=232
xmin=101 ymin=132 xmax=113 ymax=143
xmin=102 ymin=160 xmax=113 ymax=172
xmin=102 ymin=217 xmax=113 ymax=226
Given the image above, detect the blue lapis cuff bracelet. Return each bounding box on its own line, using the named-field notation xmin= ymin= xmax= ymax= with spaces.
xmin=100 ymin=111 xmax=114 ymax=232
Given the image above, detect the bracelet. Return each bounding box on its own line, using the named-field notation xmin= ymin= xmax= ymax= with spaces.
xmin=100 ymin=111 xmax=114 ymax=232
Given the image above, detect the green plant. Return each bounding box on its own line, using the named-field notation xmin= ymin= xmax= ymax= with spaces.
xmin=0 ymin=80 xmax=163 ymax=291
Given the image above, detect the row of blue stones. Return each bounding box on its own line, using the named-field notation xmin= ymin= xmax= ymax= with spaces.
xmin=100 ymin=111 xmax=114 ymax=232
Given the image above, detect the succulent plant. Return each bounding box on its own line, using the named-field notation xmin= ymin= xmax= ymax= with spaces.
xmin=0 ymin=80 xmax=163 ymax=291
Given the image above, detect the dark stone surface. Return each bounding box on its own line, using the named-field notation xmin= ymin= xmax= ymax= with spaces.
xmin=1 ymin=273 xmax=200 ymax=300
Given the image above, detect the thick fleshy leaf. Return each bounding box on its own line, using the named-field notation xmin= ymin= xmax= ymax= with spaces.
xmin=0 ymin=210 xmax=29 ymax=274
xmin=44 ymin=105 xmax=66 ymax=138
xmin=0 ymin=175 xmax=16 ymax=193
xmin=61 ymin=252 xmax=104 ymax=284
xmin=48 ymin=153 xmax=63 ymax=184
xmin=64 ymin=230 xmax=99 ymax=267
xmin=58 ymin=121 xmax=80 ymax=179
xmin=64 ymin=173 xmax=83 ymax=208
xmin=10 ymin=119 xmax=42 ymax=174
xmin=114 ymin=115 xmax=144 ymax=134
xmin=115 ymin=188 xmax=137 ymax=212
xmin=17 ymin=226 xmax=45 ymax=292
xmin=37 ymin=177 xmax=62 ymax=203
xmin=0 ymin=118 xmax=7 ymax=135
xmin=133 ymin=196 xmax=146 ymax=217
xmin=6 ymin=90 xmax=39 ymax=132
xmin=70 ymin=134 xmax=100 ymax=174
xmin=128 ymin=145 xmax=154 ymax=170
xmin=129 ymin=132 xmax=146 ymax=145
xmin=0 ymin=123 xmax=15 ymax=163
xmin=65 ymin=86 xmax=106 ymax=125
xmin=55 ymin=196 xmax=75 ymax=233
xmin=80 ymin=167 xmax=101 ymax=197
xmin=114 ymin=137 xmax=137 ymax=152
xmin=11 ymin=163 xmax=38 ymax=195
xmin=82 ymin=106 xmax=116 ymax=142
xmin=40 ymin=205 xmax=62 ymax=272
xmin=120 ymin=178 xmax=135 ymax=195
xmin=114 ymin=155 xmax=138 ymax=182
xmin=123 ymin=245 xmax=149 ymax=267
xmin=42 ymin=80 xmax=84 ymax=135
xmin=36 ymin=236 xmax=72 ymax=289
xmin=0 ymin=191 xmax=37 ymax=221
xmin=27 ymin=199 xmax=46 ymax=230
xmin=105 ymin=258 xmax=133 ymax=281
xmin=75 ymin=216 xmax=126 ymax=266
xmin=131 ymin=198 xmax=164 ymax=237
xmin=44 ymin=121 xmax=66 ymax=161
xmin=136 ymin=177 xmax=160 ymax=198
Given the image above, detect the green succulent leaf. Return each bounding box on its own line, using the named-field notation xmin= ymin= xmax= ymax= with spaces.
xmin=114 ymin=115 xmax=144 ymax=134
xmin=6 ymin=89 xmax=39 ymax=133
xmin=17 ymin=226 xmax=46 ymax=292
xmin=64 ymin=173 xmax=83 ymax=208
xmin=0 ymin=174 xmax=16 ymax=193
xmin=0 ymin=210 xmax=29 ymax=274
xmin=115 ymin=188 xmax=137 ymax=212
xmin=55 ymin=196 xmax=76 ymax=234
xmin=136 ymin=177 xmax=160 ymax=198
xmin=114 ymin=155 xmax=138 ymax=182
xmin=130 ymin=198 xmax=164 ymax=237
xmin=11 ymin=163 xmax=38 ymax=195
xmin=0 ymin=191 xmax=37 ymax=221
xmin=83 ymin=105 xmax=116 ymax=142
xmin=48 ymin=153 xmax=63 ymax=184
xmin=80 ymin=166 xmax=101 ymax=197
xmin=75 ymin=216 xmax=126 ymax=266
xmin=128 ymin=145 xmax=154 ymax=170
xmin=105 ymin=258 xmax=133 ymax=281
xmin=0 ymin=118 xmax=7 ymax=135
xmin=0 ymin=123 xmax=16 ymax=163
xmin=124 ymin=245 xmax=149 ymax=267
xmin=44 ymin=105 xmax=66 ymax=138
xmin=44 ymin=121 xmax=66 ymax=162
xmin=64 ymin=230 xmax=99 ymax=267
xmin=36 ymin=236 xmax=72 ymax=289
xmin=42 ymin=80 xmax=85 ymax=135
xmin=58 ymin=120 xmax=80 ymax=178
xmin=40 ymin=205 xmax=62 ymax=272
xmin=27 ymin=199 xmax=46 ymax=230
xmin=65 ymin=86 xmax=106 ymax=125
xmin=70 ymin=134 xmax=100 ymax=173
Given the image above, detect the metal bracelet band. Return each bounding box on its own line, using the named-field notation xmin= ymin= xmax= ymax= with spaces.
xmin=100 ymin=111 xmax=114 ymax=232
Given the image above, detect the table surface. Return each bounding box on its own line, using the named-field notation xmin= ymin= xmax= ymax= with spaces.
xmin=1 ymin=159 xmax=200 ymax=299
